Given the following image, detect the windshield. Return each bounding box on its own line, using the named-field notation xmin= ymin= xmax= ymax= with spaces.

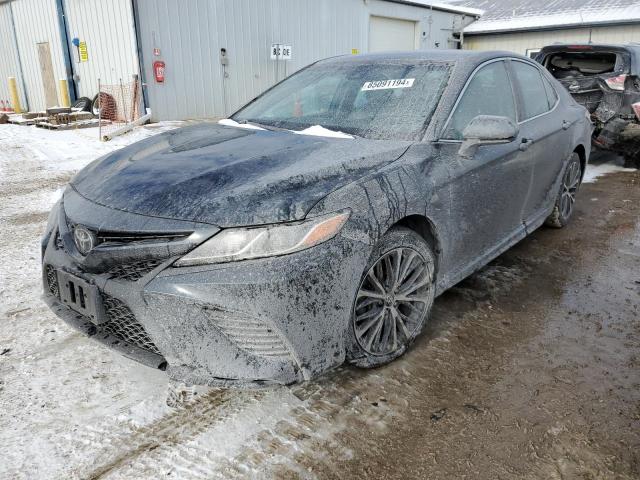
xmin=232 ymin=61 xmax=452 ymax=140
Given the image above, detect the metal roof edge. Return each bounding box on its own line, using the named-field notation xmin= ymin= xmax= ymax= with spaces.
xmin=464 ymin=18 xmax=640 ymax=35
xmin=382 ymin=0 xmax=484 ymax=17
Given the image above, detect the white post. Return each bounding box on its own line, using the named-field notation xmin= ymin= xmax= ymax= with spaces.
xmin=98 ymin=78 xmax=102 ymax=141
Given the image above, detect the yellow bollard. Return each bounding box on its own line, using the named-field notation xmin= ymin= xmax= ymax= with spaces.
xmin=8 ymin=76 xmax=22 ymax=113
xmin=58 ymin=79 xmax=70 ymax=108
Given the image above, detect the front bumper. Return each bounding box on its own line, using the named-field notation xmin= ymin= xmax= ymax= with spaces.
xmin=42 ymin=199 xmax=368 ymax=386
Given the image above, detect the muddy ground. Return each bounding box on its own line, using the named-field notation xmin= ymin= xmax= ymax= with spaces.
xmin=0 ymin=124 xmax=638 ymax=480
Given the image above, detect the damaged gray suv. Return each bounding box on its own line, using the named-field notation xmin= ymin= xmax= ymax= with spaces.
xmin=42 ymin=51 xmax=592 ymax=387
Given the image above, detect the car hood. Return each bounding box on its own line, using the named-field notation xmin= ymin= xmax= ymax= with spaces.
xmin=71 ymin=123 xmax=411 ymax=227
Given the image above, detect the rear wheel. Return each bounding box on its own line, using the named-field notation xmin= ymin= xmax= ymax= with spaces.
xmin=546 ymin=153 xmax=582 ymax=228
xmin=347 ymin=227 xmax=435 ymax=368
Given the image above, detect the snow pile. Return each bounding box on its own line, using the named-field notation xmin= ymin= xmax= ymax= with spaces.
xmin=218 ymin=119 xmax=354 ymax=139
xmin=218 ymin=118 xmax=265 ymax=130
xmin=293 ymin=125 xmax=354 ymax=139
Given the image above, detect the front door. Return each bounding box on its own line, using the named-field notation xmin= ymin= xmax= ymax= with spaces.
xmin=436 ymin=60 xmax=531 ymax=286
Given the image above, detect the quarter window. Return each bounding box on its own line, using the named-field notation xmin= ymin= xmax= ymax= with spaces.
xmin=511 ymin=61 xmax=552 ymax=121
xmin=542 ymin=75 xmax=559 ymax=109
xmin=443 ymin=61 xmax=516 ymax=140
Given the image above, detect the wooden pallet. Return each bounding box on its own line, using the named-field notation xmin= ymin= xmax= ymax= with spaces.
xmin=35 ymin=119 xmax=109 ymax=130
xmin=8 ymin=115 xmax=36 ymax=125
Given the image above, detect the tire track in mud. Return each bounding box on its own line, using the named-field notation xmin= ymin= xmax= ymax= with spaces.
xmin=76 ymin=389 xmax=260 ymax=479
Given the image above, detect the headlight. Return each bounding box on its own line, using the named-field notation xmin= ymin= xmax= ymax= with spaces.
xmin=174 ymin=211 xmax=350 ymax=266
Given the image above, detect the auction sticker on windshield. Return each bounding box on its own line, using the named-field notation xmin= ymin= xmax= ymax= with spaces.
xmin=361 ymin=78 xmax=415 ymax=91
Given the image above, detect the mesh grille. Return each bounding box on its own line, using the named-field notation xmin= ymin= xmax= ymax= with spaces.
xmin=102 ymin=294 xmax=161 ymax=355
xmin=45 ymin=265 xmax=59 ymax=298
xmin=108 ymin=259 xmax=164 ymax=281
xmin=206 ymin=310 xmax=290 ymax=359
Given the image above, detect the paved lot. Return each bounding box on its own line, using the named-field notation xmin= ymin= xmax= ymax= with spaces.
xmin=0 ymin=124 xmax=638 ymax=479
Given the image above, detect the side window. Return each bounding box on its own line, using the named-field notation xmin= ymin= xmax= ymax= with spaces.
xmin=542 ymin=75 xmax=558 ymax=109
xmin=443 ymin=61 xmax=516 ymax=140
xmin=511 ymin=61 xmax=552 ymax=120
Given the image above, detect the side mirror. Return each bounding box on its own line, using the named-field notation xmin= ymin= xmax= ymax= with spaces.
xmin=458 ymin=115 xmax=519 ymax=158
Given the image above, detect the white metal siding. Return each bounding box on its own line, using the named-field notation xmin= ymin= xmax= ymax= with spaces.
xmin=464 ymin=24 xmax=640 ymax=56
xmin=136 ymin=0 xmax=474 ymax=120
xmin=0 ymin=3 xmax=27 ymax=109
xmin=63 ymin=0 xmax=139 ymax=98
xmin=10 ymin=0 xmax=66 ymax=111
xmin=369 ymin=16 xmax=417 ymax=52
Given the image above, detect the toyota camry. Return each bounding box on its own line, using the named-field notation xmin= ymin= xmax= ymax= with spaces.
xmin=42 ymin=50 xmax=592 ymax=386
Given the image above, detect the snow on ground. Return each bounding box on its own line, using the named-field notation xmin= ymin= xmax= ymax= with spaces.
xmin=582 ymin=154 xmax=636 ymax=183
xmin=0 ymin=121 xmax=636 ymax=479
xmin=0 ymin=122 xmax=357 ymax=480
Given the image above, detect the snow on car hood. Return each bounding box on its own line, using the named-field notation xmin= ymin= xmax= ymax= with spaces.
xmin=71 ymin=123 xmax=410 ymax=227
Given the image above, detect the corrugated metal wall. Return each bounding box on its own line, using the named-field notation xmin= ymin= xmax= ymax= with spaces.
xmin=10 ymin=0 xmax=66 ymax=111
xmin=63 ymin=0 xmax=139 ymax=98
xmin=2 ymin=0 xmax=138 ymax=111
xmin=0 ymin=2 xmax=27 ymax=109
xmin=135 ymin=0 xmax=473 ymax=120
xmin=464 ymin=24 xmax=640 ymax=56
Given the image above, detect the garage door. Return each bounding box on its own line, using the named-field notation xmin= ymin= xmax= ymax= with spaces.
xmin=369 ymin=16 xmax=416 ymax=52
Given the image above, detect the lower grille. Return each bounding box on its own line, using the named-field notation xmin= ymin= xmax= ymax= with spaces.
xmin=102 ymin=294 xmax=161 ymax=355
xmin=206 ymin=309 xmax=290 ymax=359
xmin=45 ymin=265 xmax=59 ymax=298
xmin=108 ymin=259 xmax=164 ymax=281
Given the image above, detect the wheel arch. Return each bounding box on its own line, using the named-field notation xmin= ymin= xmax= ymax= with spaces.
xmin=573 ymin=144 xmax=587 ymax=180
xmin=392 ymin=214 xmax=441 ymax=275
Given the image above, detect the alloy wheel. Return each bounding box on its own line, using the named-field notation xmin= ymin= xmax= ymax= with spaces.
xmin=353 ymin=247 xmax=433 ymax=356
xmin=559 ymin=160 xmax=581 ymax=219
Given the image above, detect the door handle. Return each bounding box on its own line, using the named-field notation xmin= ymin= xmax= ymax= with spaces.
xmin=519 ymin=138 xmax=533 ymax=151
xmin=562 ymin=120 xmax=571 ymax=130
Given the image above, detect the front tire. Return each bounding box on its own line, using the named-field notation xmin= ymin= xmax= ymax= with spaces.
xmin=545 ymin=153 xmax=582 ymax=228
xmin=347 ymin=227 xmax=436 ymax=368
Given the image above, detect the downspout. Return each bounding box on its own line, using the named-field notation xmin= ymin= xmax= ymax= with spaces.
xmin=54 ymin=0 xmax=77 ymax=102
xmin=8 ymin=0 xmax=29 ymax=111
xmin=130 ymin=0 xmax=149 ymax=112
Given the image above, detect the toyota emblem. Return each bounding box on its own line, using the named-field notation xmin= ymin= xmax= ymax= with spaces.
xmin=73 ymin=226 xmax=96 ymax=256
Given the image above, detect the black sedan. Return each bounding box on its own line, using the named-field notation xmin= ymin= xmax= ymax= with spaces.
xmin=42 ymin=50 xmax=592 ymax=386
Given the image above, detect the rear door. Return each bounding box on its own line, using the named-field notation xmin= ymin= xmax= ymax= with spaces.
xmin=509 ymin=59 xmax=571 ymax=228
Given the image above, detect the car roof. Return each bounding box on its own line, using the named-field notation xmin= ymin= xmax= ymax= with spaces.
xmin=320 ymin=49 xmax=526 ymax=67
xmin=316 ymin=49 xmax=539 ymax=81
